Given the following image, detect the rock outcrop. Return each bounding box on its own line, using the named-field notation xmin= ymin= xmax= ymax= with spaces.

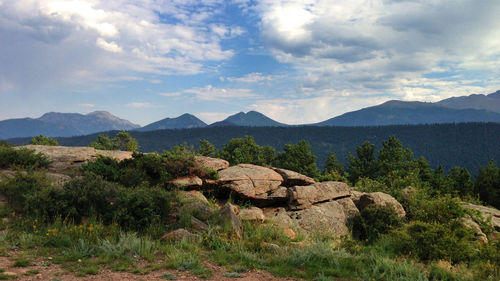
xmin=355 ymin=192 xmax=406 ymax=217
xmin=289 ymin=201 xmax=350 ymax=236
xmin=239 ymin=207 xmax=266 ymax=222
xmin=169 ymin=176 xmax=203 ymax=189
xmin=19 ymin=145 xmax=132 ymax=172
xmin=194 ymin=156 xmax=229 ymax=171
xmin=217 ymin=203 xmax=243 ymax=238
xmin=287 ymin=181 xmax=351 ymax=210
xmin=273 ymin=168 xmax=315 ymax=187
xmin=463 ymin=203 xmax=500 ymax=232
xmin=6 ymin=146 xmax=414 ymax=239
xmin=217 ymin=164 xmax=283 ymax=199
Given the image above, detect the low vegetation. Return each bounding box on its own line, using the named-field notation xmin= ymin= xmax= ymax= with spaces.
xmin=0 ymin=135 xmax=498 ymax=280
xmin=30 ymin=135 xmax=58 ymax=146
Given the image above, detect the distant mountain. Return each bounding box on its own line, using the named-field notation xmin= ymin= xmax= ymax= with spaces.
xmin=137 ymin=113 xmax=207 ymax=131
xmin=0 ymin=111 xmax=140 ymax=139
xmin=209 ymin=111 xmax=288 ymax=127
xmin=314 ymin=100 xmax=500 ymax=126
xmin=437 ymin=90 xmax=500 ymax=113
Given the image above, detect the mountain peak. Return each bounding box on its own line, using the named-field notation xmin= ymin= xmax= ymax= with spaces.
xmin=137 ymin=113 xmax=207 ymax=131
xmin=211 ymin=111 xmax=287 ymax=127
xmin=488 ymin=90 xmax=500 ymax=98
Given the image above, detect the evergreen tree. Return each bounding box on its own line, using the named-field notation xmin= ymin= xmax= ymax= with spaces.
xmin=348 ymin=141 xmax=378 ymax=183
xmin=114 ymin=131 xmax=139 ymax=152
xmin=216 ymin=136 xmax=275 ymax=166
xmin=447 ymin=167 xmax=474 ymax=197
xmin=274 ymin=140 xmax=319 ymax=177
xmin=324 ymin=153 xmax=344 ymax=174
xmin=89 ymin=132 xmax=138 ymax=152
xmin=198 ymin=139 xmax=215 ymax=157
xmin=475 ymin=160 xmax=500 ymax=208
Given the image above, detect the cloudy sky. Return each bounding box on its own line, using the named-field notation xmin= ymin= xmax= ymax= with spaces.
xmin=1 ymin=0 xmax=500 ymax=125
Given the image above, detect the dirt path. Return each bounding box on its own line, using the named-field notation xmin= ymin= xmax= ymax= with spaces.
xmin=0 ymin=256 xmax=301 ymax=281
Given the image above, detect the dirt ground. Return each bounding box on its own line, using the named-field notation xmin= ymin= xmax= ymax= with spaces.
xmin=0 ymin=256 xmax=301 ymax=281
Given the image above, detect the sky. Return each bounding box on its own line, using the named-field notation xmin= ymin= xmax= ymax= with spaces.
xmin=1 ymin=0 xmax=500 ymax=126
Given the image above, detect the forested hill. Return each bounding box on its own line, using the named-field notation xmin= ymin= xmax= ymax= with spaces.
xmin=10 ymin=122 xmax=500 ymax=173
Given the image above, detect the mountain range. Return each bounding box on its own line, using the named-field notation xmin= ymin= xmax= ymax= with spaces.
xmin=0 ymin=111 xmax=140 ymax=139
xmin=1 ymin=90 xmax=500 ymax=139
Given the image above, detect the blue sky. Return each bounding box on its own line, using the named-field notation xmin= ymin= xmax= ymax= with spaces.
xmin=1 ymin=0 xmax=500 ymax=125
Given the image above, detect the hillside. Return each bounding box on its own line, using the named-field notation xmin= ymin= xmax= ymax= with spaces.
xmin=314 ymin=100 xmax=500 ymax=126
xmin=438 ymin=90 xmax=500 ymax=113
xmin=137 ymin=113 xmax=207 ymax=131
xmin=0 ymin=111 xmax=140 ymax=139
xmin=16 ymin=122 xmax=498 ymax=173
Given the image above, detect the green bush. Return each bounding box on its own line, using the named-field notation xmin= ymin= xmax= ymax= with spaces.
xmin=31 ymin=135 xmax=58 ymax=146
xmin=0 ymin=146 xmax=50 ymax=169
xmin=393 ymin=220 xmax=476 ymax=263
xmin=406 ymin=194 xmax=465 ymax=224
xmin=0 ymin=172 xmax=51 ymax=210
xmin=23 ymin=174 xmax=174 ymax=231
xmin=351 ymin=205 xmax=402 ymax=242
xmin=81 ymin=150 xmax=217 ymax=188
xmin=114 ymin=185 xmax=172 ymax=231
xmin=61 ymin=175 xmax=119 ymax=224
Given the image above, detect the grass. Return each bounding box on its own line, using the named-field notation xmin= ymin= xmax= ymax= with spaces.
xmin=13 ymin=257 xmax=30 ymax=267
xmin=161 ymin=273 xmax=177 ymax=280
xmin=0 ymin=200 xmax=495 ymax=281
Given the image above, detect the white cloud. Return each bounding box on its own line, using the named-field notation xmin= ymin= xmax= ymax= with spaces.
xmin=96 ymin=38 xmax=122 ymax=53
xmin=227 ymin=72 xmax=280 ymax=83
xmin=126 ymin=102 xmax=155 ymax=108
xmin=253 ymin=0 xmax=500 ymax=100
xmin=160 ymin=85 xmax=260 ymax=101
xmin=0 ymin=0 xmax=242 ymax=92
xmin=78 ymin=103 xmax=95 ymax=108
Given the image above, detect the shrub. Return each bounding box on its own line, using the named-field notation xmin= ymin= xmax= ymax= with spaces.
xmin=114 ymin=185 xmax=172 ymax=231
xmin=406 ymin=194 xmax=465 ymax=224
xmin=0 ymin=146 xmax=50 ymax=169
xmin=393 ymin=220 xmax=476 ymax=263
xmin=0 ymin=172 xmax=51 ymax=211
xmin=30 ymin=135 xmax=58 ymax=146
xmin=23 ymin=174 xmax=174 ymax=231
xmin=60 ymin=175 xmax=119 ymax=224
xmin=82 ymin=150 xmax=217 ymax=188
xmin=351 ymin=205 xmax=402 ymax=242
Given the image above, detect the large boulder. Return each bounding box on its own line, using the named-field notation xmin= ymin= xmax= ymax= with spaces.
xmin=239 ymin=207 xmax=266 ymax=222
xmin=460 ymin=215 xmax=488 ymax=244
xmin=19 ymin=145 xmax=132 ymax=172
xmin=162 ymin=229 xmax=200 ymax=242
xmin=169 ymin=176 xmax=203 ymax=189
xmin=194 ymin=156 xmax=229 ymax=171
xmin=287 ymin=181 xmax=351 ymax=210
xmin=462 ymin=203 xmax=500 ymax=232
xmin=217 ymin=164 xmax=283 ymax=199
xmin=180 ymin=190 xmax=209 ymax=204
xmin=356 ymin=192 xmax=406 ymax=217
xmin=217 ymin=203 xmax=243 ymax=238
xmin=336 ymin=197 xmax=360 ymax=223
xmin=289 ymin=201 xmax=349 ymax=237
xmin=273 ymin=168 xmax=315 ymax=187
